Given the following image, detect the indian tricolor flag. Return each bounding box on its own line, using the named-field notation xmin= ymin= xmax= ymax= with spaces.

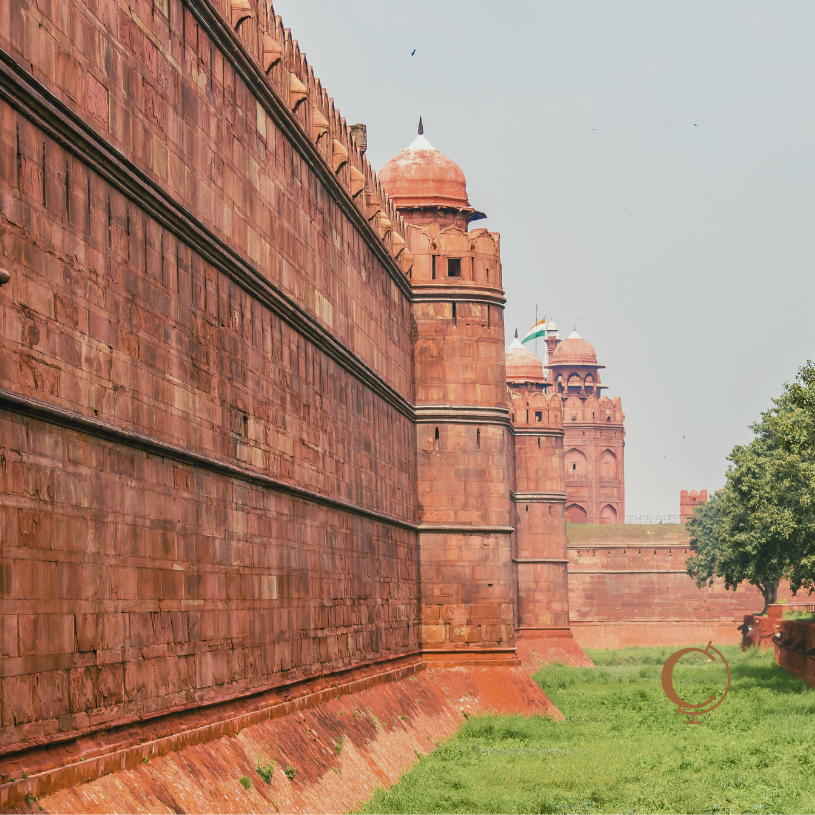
xmin=521 ymin=316 xmax=547 ymax=345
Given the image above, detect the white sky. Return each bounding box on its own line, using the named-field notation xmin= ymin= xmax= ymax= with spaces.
xmin=272 ymin=0 xmax=815 ymax=517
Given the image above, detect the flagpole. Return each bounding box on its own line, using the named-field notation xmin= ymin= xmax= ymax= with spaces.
xmin=535 ymin=304 xmax=538 ymax=358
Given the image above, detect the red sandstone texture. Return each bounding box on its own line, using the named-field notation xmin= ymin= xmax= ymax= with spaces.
xmin=1 ymin=661 xmax=559 ymax=813
xmin=544 ymin=328 xmax=625 ymax=525
xmin=773 ymin=619 xmax=815 ymax=689
xmin=567 ymin=524 xmax=766 ymax=648
xmin=680 ymin=489 xmax=708 ymax=523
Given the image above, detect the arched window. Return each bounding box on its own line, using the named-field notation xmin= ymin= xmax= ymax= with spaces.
xmin=434 ymin=427 xmax=439 ymax=450
xmin=476 ymin=428 xmax=481 ymax=450
xmin=566 ymin=448 xmax=587 ymax=479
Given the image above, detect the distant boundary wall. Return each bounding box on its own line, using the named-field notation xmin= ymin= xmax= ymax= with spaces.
xmin=566 ymin=524 xmax=776 ymax=649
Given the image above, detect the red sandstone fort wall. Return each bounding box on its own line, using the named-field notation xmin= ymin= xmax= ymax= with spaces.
xmin=0 ymin=0 xmax=420 ymax=753
xmin=566 ymin=524 xmax=766 ymax=648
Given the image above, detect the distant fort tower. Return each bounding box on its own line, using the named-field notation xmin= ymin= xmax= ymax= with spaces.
xmin=681 ymin=490 xmax=709 ymax=523
xmin=545 ymin=324 xmax=625 ymax=524
xmin=505 ymin=338 xmax=571 ymax=633
xmin=380 ymin=126 xmax=515 ymax=659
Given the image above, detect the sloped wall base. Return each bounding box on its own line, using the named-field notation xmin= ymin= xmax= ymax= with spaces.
xmin=2 ymin=657 xmax=559 ymax=814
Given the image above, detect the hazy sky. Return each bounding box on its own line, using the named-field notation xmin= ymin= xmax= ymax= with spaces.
xmin=273 ymin=1 xmax=815 ymax=517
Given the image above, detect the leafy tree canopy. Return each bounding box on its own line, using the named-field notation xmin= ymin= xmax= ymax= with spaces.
xmin=687 ymin=361 xmax=815 ymax=608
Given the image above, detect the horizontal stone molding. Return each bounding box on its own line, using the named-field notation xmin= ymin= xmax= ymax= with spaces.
xmin=567 ymin=544 xmax=690 ymax=550
xmin=0 ymin=653 xmax=424 ymax=808
xmin=511 ymin=428 xmax=564 ymax=438
xmin=174 ymin=0 xmax=414 ymax=303
xmin=512 ymin=558 xmax=569 ymax=564
xmin=410 ymin=285 xmax=507 ymax=307
xmin=414 ymin=405 xmax=512 ymax=427
xmin=511 ymin=492 xmax=568 ymax=503
xmin=417 ymin=524 xmax=514 ymax=534
xmin=0 ymin=48 xmax=414 ymax=422
xmin=516 ymin=627 xmax=573 ymax=633
xmin=569 ymin=569 xmax=691 ymax=575
xmin=0 ymin=388 xmax=418 ymax=531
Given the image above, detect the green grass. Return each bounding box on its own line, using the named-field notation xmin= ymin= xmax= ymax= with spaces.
xmin=360 ymin=645 xmax=815 ymax=814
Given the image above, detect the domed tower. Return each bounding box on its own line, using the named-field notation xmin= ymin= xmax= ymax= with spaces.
xmin=380 ymin=125 xmax=514 ymax=662
xmin=506 ymin=338 xmax=573 ymax=636
xmin=546 ymin=331 xmax=625 ymax=524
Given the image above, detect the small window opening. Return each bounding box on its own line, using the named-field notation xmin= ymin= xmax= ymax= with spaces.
xmin=592 ymin=411 xmax=595 ymax=419
xmin=582 ymin=430 xmax=585 ymax=436
xmin=476 ymin=428 xmax=481 ymax=450
xmin=548 ymin=504 xmax=552 ymax=517
xmin=486 ymin=266 xmax=489 ymax=280
xmin=431 ymin=255 xmax=436 ymax=280
xmin=447 ymin=258 xmax=461 ymax=277
xmin=572 ymin=463 xmax=577 ymax=471
xmin=526 ymin=505 xmax=529 ymax=513
xmin=434 ymin=427 xmax=439 ymax=450
xmin=452 ymin=302 xmax=457 ymax=323
xmin=471 ymin=256 xmax=475 ymax=277
xmin=537 ymin=437 xmax=541 ymax=447
xmin=535 ymin=411 xmax=542 ymax=422
xmin=606 ymin=416 xmax=611 ymax=422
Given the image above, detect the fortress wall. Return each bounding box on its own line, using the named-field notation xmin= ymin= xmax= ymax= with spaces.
xmin=566 ymin=524 xmax=765 ymax=648
xmin=0 ymin=0 xmax=419 ymax=753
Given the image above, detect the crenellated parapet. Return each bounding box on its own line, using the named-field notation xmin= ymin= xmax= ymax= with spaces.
xmin=509 ymin=392 xmax=564 ymax=430
xmin=221 ymin=0 xmax=412 ymax=275
xmin=562 ymin=395 xmax=625 ymax=426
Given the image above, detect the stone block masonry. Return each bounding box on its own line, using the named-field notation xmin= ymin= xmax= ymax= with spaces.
xmin=566 ymin=524 xmax=767 ymax=648
xmin=0 ymin=0 xmax=420 ymax=754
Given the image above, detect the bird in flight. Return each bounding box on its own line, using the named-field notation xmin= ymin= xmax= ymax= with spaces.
xmin=411 ymin=49 xmax=416 ymax=56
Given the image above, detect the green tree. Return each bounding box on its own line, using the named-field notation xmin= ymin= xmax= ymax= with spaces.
xmin=687 ymin=362 xmax=815 ymax=610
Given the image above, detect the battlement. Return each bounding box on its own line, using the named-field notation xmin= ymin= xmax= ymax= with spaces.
xmin=563 ymin=395 xmax=624 ymax=425
xmin=404 ymin=223 xmax=503 ymax=290
xmin=223 ymin=0 xmax=412 ymax=275
xmin=680 ymin=489 xmax=709 ymax=523
xmin=508 ymin=392 xmax=564 ymax=429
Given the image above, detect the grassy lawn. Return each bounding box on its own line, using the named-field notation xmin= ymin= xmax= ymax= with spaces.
xmin=360 ymin=645 xmax=815 ymax=814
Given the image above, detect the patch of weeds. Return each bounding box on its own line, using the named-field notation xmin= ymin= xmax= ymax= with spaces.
xmin=25 ymin=793 xmax=38 ymax=803
xmin=142 ymin=757 xmax=149 ymax=764
xmin=333 ymin=737 xmax=344 ymax=755
xmin=238 ymin=776 xmax=253 ymax=791
xmin=255 ymin=758 xmax=276 ymax=784
xmin=368 ymin=709 xmax=382 ymax=728
xmin=409 ymin=675 xmax=416 ymax=682
xmin=283 ymin=765 xmax=296 ymax=780
xmin=332 ymin=767 xmax=341 ymax=774
xmin=399 ymin=715 xmax=407 ymax=721
xmin=21 ymin=772 xmax=28 ymax=779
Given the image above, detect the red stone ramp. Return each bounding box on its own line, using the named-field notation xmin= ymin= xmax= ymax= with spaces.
xmin=3 ymin=659 xmax=561 ymax=814
xmin=427 ymin=665 xmax=563 ymax=720
xmin=516 ymin=632 xmax=595 ymax=670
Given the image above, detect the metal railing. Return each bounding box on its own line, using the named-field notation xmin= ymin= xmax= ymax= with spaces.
xmin=625 ymin=514 xmax=681 ymax=525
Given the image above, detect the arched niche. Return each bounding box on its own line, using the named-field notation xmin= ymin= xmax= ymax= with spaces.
xmin=566 ymin=503 xmax=588 ymax=524
xmin=600 ymin=449 xmax=617 ymax=480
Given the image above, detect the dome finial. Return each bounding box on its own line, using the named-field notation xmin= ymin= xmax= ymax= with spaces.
xmin=418 ymin=116 xmax=423 ymax=135
xmin=515 ymin=328 xmax=518 ymax=338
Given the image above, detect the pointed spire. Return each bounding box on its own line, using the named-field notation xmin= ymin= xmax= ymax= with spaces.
xmin=515 ymin=328 xmax=518 ymax=338
xmin=418 ymin=116 xmax=423 ymax=135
